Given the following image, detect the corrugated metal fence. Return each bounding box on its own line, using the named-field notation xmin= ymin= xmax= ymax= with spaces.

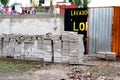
xmin=89 ymin=7 xmax=113 ymax=54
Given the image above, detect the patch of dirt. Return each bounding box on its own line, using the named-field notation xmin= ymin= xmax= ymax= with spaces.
xmin=1 ymin=61 xmax=120 ymax=80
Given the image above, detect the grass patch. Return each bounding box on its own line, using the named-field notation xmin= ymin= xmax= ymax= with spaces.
xmin=0 ymin=59 xmax=39 ymax=74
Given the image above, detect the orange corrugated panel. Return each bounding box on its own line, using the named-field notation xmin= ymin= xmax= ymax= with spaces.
xmin=112 ymin=7 xmax=120 ymax=57
xmin=118 ymin=7 xmax=120 ymax=56
xmin=112 ymin=7 xmax=116 ymax=55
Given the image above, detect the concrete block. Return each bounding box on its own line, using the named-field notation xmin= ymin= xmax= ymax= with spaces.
xmin=54 ymin=49 xmax=61 ymax=53
xmin=96 ymin=52 xmax=106 ymax=59
xmin=2 ymin=54 xmax=7 ymax=58
xmin=43 ymin=40 xmax=51 ymax=45
xmin=69 ymin=56 xmax=79 ymax=64
xmin=54 ymin=40 xmax=61 ymax=49
xmin=70 ymin=47 xmax=77 ymax=52
xmin=69 ymin=35 xmax=79 ymax=41
xmin=43 ymin=45 xmax=52 ymax=52
xmin=31 ymin=36 xmax=37 ymax=40
xmin=37 ymin=35 xmax=43 ymax=40
xmin=70 ymin=52 xmax=79 ymax=57
xmin=15 ymin=44 xmax=21 ymax=52
xmin=19 ymin=36 xmax=25 ymax=41
xmin=52 ymin=35 xmax=61 ymax=40
xmin=24 ymin=36 xmax=32 ymax=42
xmin=3 ymin=37 xmax=10 ymax=42
xmin=44 ymin=54 xmax=52 ymax=62
xmin=9 ymin=43 xmax=15 ymax=47
xmin=69 ymin=40 xmax=79 ymax=46
xmin=54 ymin=52 xmax=61 ymax=58
xmin=7 ymin=47 xmax=15 ymax=53
xmin=10 ymin=38 xmax=16 ymax=43
xmin=54 ymin=57 xmax=61 ymax=63
xmin=24 ymin=42 xmax=34 ymax=50
xmin=37 ymin=40 xmax=43 ymax=44
xmin=62 ymin=41 xmax=70 ymax=49
xmin=14 ymin=53 xmax=21 ymax=59
xmin=105 ymin=52 xmax=116 ymax=61
xmin=38 ymin=53 xmax=44 ymax=58
xmin=62 ymin=35 xmax=69 ymax=40
xmin=37 ymin=40 xmax=43 ymax=49
xmin=61 ymin=56 xmax=70 ymax=63
xmin=3 ymin=42 xmax=9 ymax=47
xmin=43 ymin=37 xmax=51 ymax=40
xmin=61 ymin=49 xmax=69 ymax=56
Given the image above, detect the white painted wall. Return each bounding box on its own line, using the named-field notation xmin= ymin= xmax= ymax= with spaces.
xmin=0 ymin=15 xmax=62 ymax=35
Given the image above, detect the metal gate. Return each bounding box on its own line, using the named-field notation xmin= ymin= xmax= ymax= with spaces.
xmin=88 ymin=7 xmax=113 ymax=54
xmin=112 ymin=7 xmax=120 ymax=57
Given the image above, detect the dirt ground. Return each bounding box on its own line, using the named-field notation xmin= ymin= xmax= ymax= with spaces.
xmin=0 ymin=59 xmax=120 ymax=80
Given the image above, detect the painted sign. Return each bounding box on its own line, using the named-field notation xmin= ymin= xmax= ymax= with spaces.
xmin=64 ymin=8 xmax=88 ymax=34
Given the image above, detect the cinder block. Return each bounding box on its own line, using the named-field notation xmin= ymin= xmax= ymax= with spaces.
xmin=44 ymin=54 xmax=52 ymax=62
xmin=69 ymin=40 xmax=79 ymax=46
xmin=3 ymin=42 xmax=9 ymax=47
xmin=54 ymin=57 xmax=61 ymax=63
xmin=61 ymin=49 xmax=69 ymax=56
xmin=52 ymin=35 xmax=61 ymax=40
xmin=24 ymin=36 xmax=32 ymax=42
xmin=3 ymin=37 xmax=10 ymax=42
xmin=105 ymin=52 xmax=116 ymax=61
xmin=69 ymin=56 xmax=79 ymax=64
xmin=43 ymin=45 xmax=52 ymax=52
xmin=37 ymin=40 xmax=43 ymax=44
xmin=70 ymin=52 xmax=79 ymax=57
xmin=96 ymin=52 xmax=106 ymax=59
xmin=15 ymin=44 xmax=21 ymax=52
xmin=69 ymin=35 xmax=79 ymax=41
xmin=62 ymin=35 xmax=69 ymax=40
xmin=37 ymin=35 xmax=43 ymax=40
xmin=38 ymin=53 xmax=44 ymax=58
xmin=54 ymin=52 xmax=61 ymax=58
xmin=70 ymin=46 xmax=77 ymax=52
xmin=61 ymin=56 xmax=70 ymax=63
xmin=37 ymin=40 xmax=43 ymax=49
xmin=10 ymin=38 xmax=16 ymax=43
xmin=24 ymin=42 xmax=34 ymax=50
xmin=62 ymin=41 xmax=70 ymax=49
xmin=43 ymin=40 xmax=51 ymax=45
xmin=54 ymin=40 xmax=61 ymax=49
xmin=19 ymin=36 xmax=25 ymax=41
xmin=54 ymin=49 xmax=61 ymax=53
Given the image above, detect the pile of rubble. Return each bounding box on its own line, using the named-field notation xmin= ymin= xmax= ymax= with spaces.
xmin=66 ymin=66 xmax=114 ymax=80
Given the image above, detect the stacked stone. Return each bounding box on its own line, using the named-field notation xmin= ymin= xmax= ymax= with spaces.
xmin=69 ymin=35 xmax=84 ymax=64
xmin=37 ymin=35 xmax=43 ymax=50
xmin=36 ymin=35 xmax=44 ymax=60
xmin=23 ymin=35 xmax=40 ymax=60
xmin=0 ymin=34 xmax=85 ymax=63
xmin=61 ymin=35 xmax=70 ymax=63
xmin=2 ymin=35 xmax=10 ymax=57
xmin=14 ymin=35 xmax=24 ymax=59
xmin=53 ymin=35 xmax=62 ymax=63
xmin=43 ymin=36 xmax=52 ymax=62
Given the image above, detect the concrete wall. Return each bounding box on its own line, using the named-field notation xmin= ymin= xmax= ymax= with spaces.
xmin=0 ymin=14 xmax=64 ymax=35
